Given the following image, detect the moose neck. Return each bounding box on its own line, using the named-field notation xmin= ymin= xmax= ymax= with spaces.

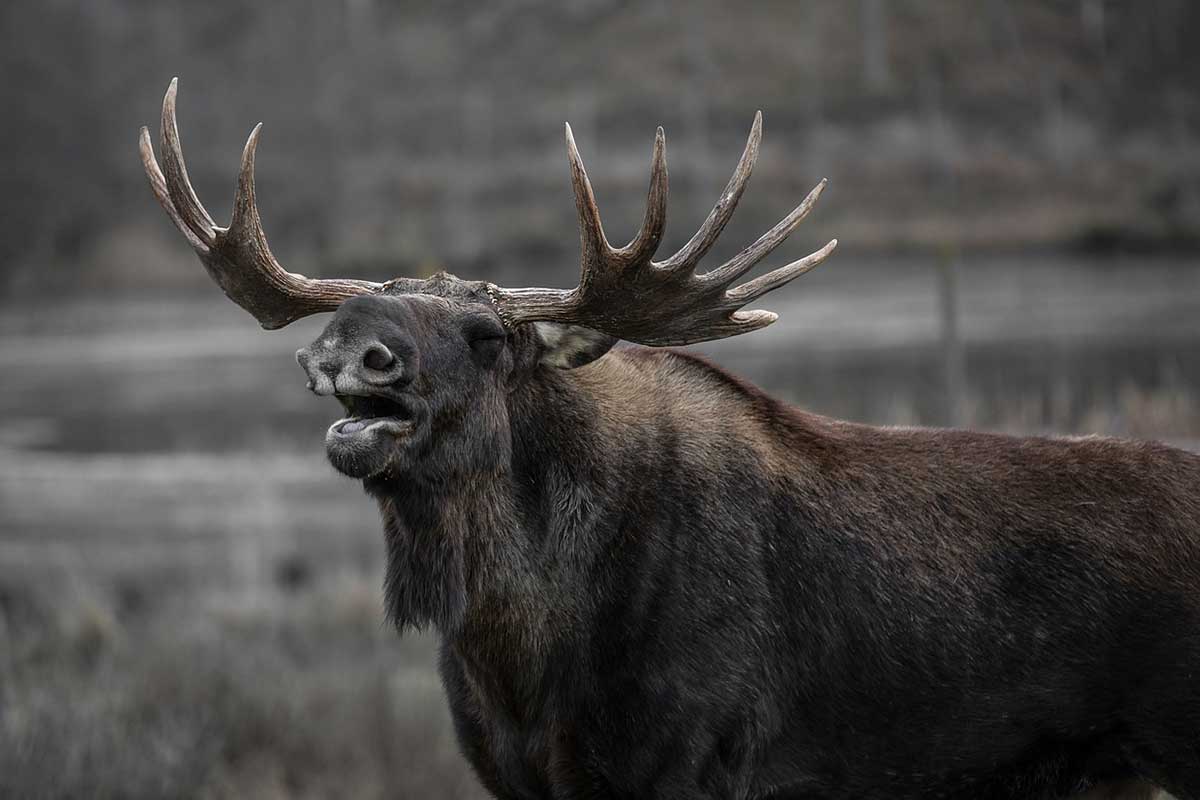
xmin=369 ymin=361 xmax=616 ymax=659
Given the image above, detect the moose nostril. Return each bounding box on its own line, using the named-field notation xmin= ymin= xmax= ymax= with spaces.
xmin=362 ymin=345 xmax=394 ymax=371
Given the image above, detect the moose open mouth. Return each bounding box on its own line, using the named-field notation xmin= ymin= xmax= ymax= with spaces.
xmin=330 ymin=394 xmax=417 ymax=439
xmin=324 ymin=394 xmax=424 ymax=478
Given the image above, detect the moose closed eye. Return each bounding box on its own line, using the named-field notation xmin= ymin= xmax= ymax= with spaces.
xmin=461 ymin=316 xmax=508 ymax=363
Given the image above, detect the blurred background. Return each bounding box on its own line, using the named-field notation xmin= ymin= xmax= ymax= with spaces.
xmin=2 ymin=1 xmax=1199 ymax=797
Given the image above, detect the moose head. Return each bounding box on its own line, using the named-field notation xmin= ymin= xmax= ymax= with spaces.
xmin=139 ymin=79 xmax=835 ymax=484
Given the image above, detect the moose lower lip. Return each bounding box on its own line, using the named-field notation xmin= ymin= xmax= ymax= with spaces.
xmin=331 ymin=417 xmax=413 ymax=438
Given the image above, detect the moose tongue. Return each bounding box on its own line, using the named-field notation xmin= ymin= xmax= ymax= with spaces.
xmin=340 ymin=420 xmax=368 ymax=435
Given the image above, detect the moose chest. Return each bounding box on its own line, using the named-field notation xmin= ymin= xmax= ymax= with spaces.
xmin=438 ymin=631 xmax=586 ymax=798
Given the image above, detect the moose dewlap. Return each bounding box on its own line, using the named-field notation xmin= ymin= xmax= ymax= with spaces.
xmin=140 ymin=79 xmax=1199 ymax=799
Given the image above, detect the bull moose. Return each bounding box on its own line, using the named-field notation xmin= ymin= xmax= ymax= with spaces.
xmin=139 ymin=80 xmax=1198 ymax=799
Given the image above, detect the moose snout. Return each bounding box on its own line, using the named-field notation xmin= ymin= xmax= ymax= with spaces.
xmin=296 ymin=338 xmax=412 ymax=396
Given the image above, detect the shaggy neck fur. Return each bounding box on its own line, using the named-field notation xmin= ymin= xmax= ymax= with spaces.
xmin=366 ymin=358 xmax=616 ymax=655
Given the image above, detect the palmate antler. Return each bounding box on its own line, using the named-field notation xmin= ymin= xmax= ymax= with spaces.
xmin=141 ymin=80 xmax=835 ymax=344
xmin=488 ymin=114 xmax=836 ymax=345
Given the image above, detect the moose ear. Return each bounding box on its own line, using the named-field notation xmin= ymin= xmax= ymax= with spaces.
xmin=534 ymin=322 xmax=617 ymax=369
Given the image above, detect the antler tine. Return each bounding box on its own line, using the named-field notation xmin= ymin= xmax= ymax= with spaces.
xmin=702 ymin=178 xmax=828 ymax=287
xmin=565 ymin=122 xmax=610 ymax=278
xmin=726 ymin=237 xmax=839 ymax=304
xmin=159 ymin=78 xmax=217 ymax=244
xmin=228 ymin=123 xmax=264 ymax=240
xmin=657 ymin=111 xmax=761 ymax=273
xmin=139 ymin=126 xmax=208 ymax=252
xmin=567 ymin=123 xmax=668 ymax=275
xmin=140 ymin=79 xmax=382 ymax=329
xmin=617 ymin=126 xmax=668 ymax=266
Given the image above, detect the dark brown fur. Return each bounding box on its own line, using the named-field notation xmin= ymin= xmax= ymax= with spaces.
xmin=297 ymin=287 xmax=1199 ymax=799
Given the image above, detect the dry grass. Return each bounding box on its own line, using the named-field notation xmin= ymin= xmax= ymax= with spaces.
xmin=0 ymin=571 xmax=487 ymax=800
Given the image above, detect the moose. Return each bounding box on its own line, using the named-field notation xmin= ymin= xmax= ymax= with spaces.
xmin=140 ymin=80 xmax=1198 ymax=799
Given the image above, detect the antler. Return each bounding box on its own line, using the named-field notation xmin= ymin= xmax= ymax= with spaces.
xmin=488 ymin=112 xmax=837 ymax=346
xmin=141 ymin=81 xmax=834 ymax=343
xmin=139 ymin=79 xmax=382 ymax=329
